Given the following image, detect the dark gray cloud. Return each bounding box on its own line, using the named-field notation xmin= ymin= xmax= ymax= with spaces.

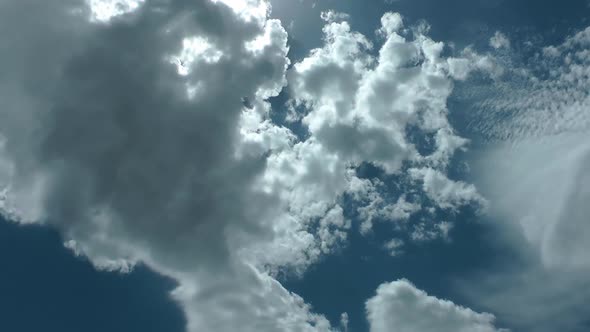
xmin=0 ymin=1 xmax=335 ymax=330
xmin=2 ymin=0 xmax=284 ymax=266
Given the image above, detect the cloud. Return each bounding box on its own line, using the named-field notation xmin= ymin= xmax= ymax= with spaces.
xmin=470 ymin=24 xmax=590 ymax=271
xmin=409 ymin=167 xmax=487 ymax=212
xmin=0 ymin=0 xmax=334 ymax=330
xmin=0 ymin=1 xmax=494 ymax=330
xmin=287 ymin=12 xmax=488 ymax=252
xmin=340 ymin=312 xmax=349 ymax=332
xmin=459 ymin=265 xmax=590 ymax=332
xmin=468 ymin=27 xmax=590 ymax=142
xmin=366 ymin=279 xmax=507 ymax=332
xmin=489 ymin=31 xmax=510 ymax=50
xmin=88 ymin=0 xmax=144 ymax=21
xmin=320 ymin=10 xmax=350 ymax=23
xmin=460 ymin=23 xmax=590 ymax=332
xmin=346 ymin=175 xmax=420 ymax=235
xmin=289 ymin=15 xmax=456 ymax=173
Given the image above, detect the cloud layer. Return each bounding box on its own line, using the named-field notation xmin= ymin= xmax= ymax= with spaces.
xmin=460 ymin=24 xmax=590 ymax=332
xmin=471 ymin=25 xmax=590 ymax=271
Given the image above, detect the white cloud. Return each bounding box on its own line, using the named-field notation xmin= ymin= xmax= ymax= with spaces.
xmin=470 ymin=27 xmax=590 ymax=142
xmin=289 ymin=15 xmax=479 ymax=178
xmin=340 ymin=312 xmax=349 ymax=332
xmin=366 ymin=279 xmax=507 ymax=332
xmin=489 ymin=31 xmax=510 ymax=50
xmin=383 ymin=238 xmax=405 ymax=256
xmin=379 ymin=12 xmax=403 ymax=35
xmin=462 ymin=23 xmax=590 ymax=332
xmin=409 ymin=167 xmax=487 ymax=212
xmin=471 ymin=25 xmax=590 ymax=270
xmin=411 ymin=220 xmax=453 ymax=242
xmin=286 ymin=12 xmax=488 ymax=251
xmin=351 ymin=177 xmax=421 ymax=235
xmin=447 ymin=47 xmax=504 ymax=81
xmin=173 ymin=264 xmax=332 ymax=332
xmin=320 ymin=10 xmax=350 ymax=23
xmin=87 ymin=0 xmax=144 ymax=22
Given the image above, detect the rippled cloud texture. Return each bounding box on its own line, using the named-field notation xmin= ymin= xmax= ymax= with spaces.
xmin=462 ymin=25 xmax=590 ymax=332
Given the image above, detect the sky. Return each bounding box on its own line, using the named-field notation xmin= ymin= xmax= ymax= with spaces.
xmin=1 ymin=0 xmax=589 ymax=331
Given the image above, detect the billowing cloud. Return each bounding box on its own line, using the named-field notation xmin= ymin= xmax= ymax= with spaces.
xmin=366 ymin=279 xmax=506 ymax=332
xmin=0 ymin=0 xmax=494 ymax=330
xmin=287 ymin=12 xmax=488 ymax=252
xmin=290 ymin=13 xmax=459 ymax=173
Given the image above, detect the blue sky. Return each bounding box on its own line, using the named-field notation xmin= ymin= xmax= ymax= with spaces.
xmin=0 ymin=218 xmax=185 ymax=332
xmin=1 ymin=0 xmax=590 ymax=331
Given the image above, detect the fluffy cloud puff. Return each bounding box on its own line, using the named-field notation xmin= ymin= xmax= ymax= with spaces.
xmin=289 ymin=13 xmax=458 ymax=173
xmin=366 ymin=279 xmax=506 ymax=332
xmin=286 ymin=12 xmax=487 ymax=251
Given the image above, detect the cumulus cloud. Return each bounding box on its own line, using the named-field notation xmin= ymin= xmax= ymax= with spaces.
xmin=366 ymin=279 xmax=507 ymax=332
xmin=287 ymin=12 xmax=488 ymax=252
xmin=0 ymin=0 xmax=334 ymax=330
xmin=88 ymin=0 xmax=144 ymax=21
xmin=289 ymin=12 xmax=460 ymax=173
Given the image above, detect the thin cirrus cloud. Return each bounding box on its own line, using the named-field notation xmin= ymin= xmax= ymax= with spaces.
xmin=458 ymin=25 xmax=590 ymax=332
xmin=471 ymin=26 xmax=590 ymax=271
xmin=0 ymin=0 xmax=513 ymax=331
